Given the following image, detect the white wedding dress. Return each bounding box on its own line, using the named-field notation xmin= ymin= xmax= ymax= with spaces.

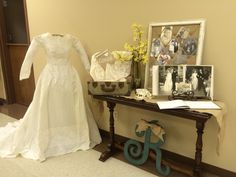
xmin=163 ymin=70 xmax=173 ymax=93
xmin=191 ymin=72 xmax=198 ymax=90
xmin=0 ymin=33 xmax=101 ymax=161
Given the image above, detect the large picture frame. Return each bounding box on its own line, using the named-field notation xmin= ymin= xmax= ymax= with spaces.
xmin=152 ymin=65 xmax=214 ymax=100
xmin=144 ymin=20 xmax=206 ymax=89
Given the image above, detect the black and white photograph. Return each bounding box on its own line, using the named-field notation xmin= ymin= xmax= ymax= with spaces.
xmin=185 ymin=65 xmax=213 ymax=99
xmin=153 ymin=65 xmax=214 ymax=99
xmin=152 ymin=65 xmax=184 ymax=96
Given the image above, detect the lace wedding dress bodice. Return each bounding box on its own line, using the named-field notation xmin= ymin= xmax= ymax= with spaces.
xmin=0 ymin=33 xmax=101 ymax=161
xmin=20 ymin=33 xmax=90 ymax=79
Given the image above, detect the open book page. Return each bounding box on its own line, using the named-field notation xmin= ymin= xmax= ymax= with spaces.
xmin=157 ymin=100 xmax=189 ymax=109
xmin=157 ymin=100 xmax=221 ymax=110
xmin=184 ymin=101 xmax=221 ymax=109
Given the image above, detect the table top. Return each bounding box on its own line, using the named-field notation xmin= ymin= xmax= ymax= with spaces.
xmin=93 ymin=95 xmax=212 ymax=122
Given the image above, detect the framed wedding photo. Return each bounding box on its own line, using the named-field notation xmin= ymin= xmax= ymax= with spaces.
xmin=152 ymin=65 xmax=214 ymax=100
xmin=144 ymin=19 xmax=206 ymax=89
xmin=185 ymin=65 xmax=214 ymax=100
xmin=152 ymin=65 xmax=184 ymax=96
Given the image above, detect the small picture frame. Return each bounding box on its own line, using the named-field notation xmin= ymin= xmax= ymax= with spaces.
xmin=152 ymin=65 xmax=214 ymax=100
xmin=144 ymin=20 xmax=206 ymax=89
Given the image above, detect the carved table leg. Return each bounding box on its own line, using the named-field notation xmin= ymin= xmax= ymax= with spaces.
xmin=193 ymin=120 xmax=206 ymax=177
xmin=99 ymin=101 xmax=116 ymax=162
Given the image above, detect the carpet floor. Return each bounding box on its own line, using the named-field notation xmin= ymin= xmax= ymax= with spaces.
xmin=0 ymin=113 xmax=157 ymax=177
xmin=0 ymin=149 xmax=159 ymax=177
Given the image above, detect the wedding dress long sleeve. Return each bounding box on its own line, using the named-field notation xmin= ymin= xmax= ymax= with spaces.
xmin=0 ymin=33 xmax=101 ymax=161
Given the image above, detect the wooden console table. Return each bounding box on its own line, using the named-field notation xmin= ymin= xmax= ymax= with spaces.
xmin=93 ymin=95 xmax=212 ymax=177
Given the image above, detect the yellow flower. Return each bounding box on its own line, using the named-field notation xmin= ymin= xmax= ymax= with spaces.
xmin=114 ymin=23 xmax=148 ymax=64
xmin=111 ymin=51 xmax=133 ymax=61
xmin=127 ymin=23 xmax=148 ymax=64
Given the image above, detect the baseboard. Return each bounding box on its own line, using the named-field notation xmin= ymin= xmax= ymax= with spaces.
xmin=99 ymin=129 xmax=236 ymax=177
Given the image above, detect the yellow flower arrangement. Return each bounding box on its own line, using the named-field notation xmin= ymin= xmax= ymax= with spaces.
xmin=111 ymin=23 xmax=148 ymax=89
xmin=111 ymin=51 xmax=133 ymax=61
xmin=112 ymin=23 xmax=148 ymax=64
xmin=124 ymin=23 xmax=148 ymax=63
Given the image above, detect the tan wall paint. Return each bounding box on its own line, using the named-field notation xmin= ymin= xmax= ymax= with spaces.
xmin=26 ymin=0 xmax=236 ymax=172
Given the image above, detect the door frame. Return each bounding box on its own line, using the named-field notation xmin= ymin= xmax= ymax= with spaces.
xmin=0 ymin=0 xmax=31 ymax=104
xmin=0 ymin=2 xmax=14 ymax=103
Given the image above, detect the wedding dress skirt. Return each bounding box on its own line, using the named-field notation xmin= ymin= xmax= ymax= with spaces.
xmin=163 ymin=72 xmax=173 ymax=93
xmin=191 ymin=72 xmax=198 ymax=90
xmin=0 ymin=33 xmax=101 ymax=161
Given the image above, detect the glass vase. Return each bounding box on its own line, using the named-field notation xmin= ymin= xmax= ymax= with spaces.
xmin=132 ymin=61 xmax=141 ymax=89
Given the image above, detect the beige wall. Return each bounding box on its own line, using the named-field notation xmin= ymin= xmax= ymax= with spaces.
xmin=26 ymin=0 xmax=236 ymax=172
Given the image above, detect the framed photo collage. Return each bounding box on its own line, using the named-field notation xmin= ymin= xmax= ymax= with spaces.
xmin=144 ymin=19 xmax=214 ymax=100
